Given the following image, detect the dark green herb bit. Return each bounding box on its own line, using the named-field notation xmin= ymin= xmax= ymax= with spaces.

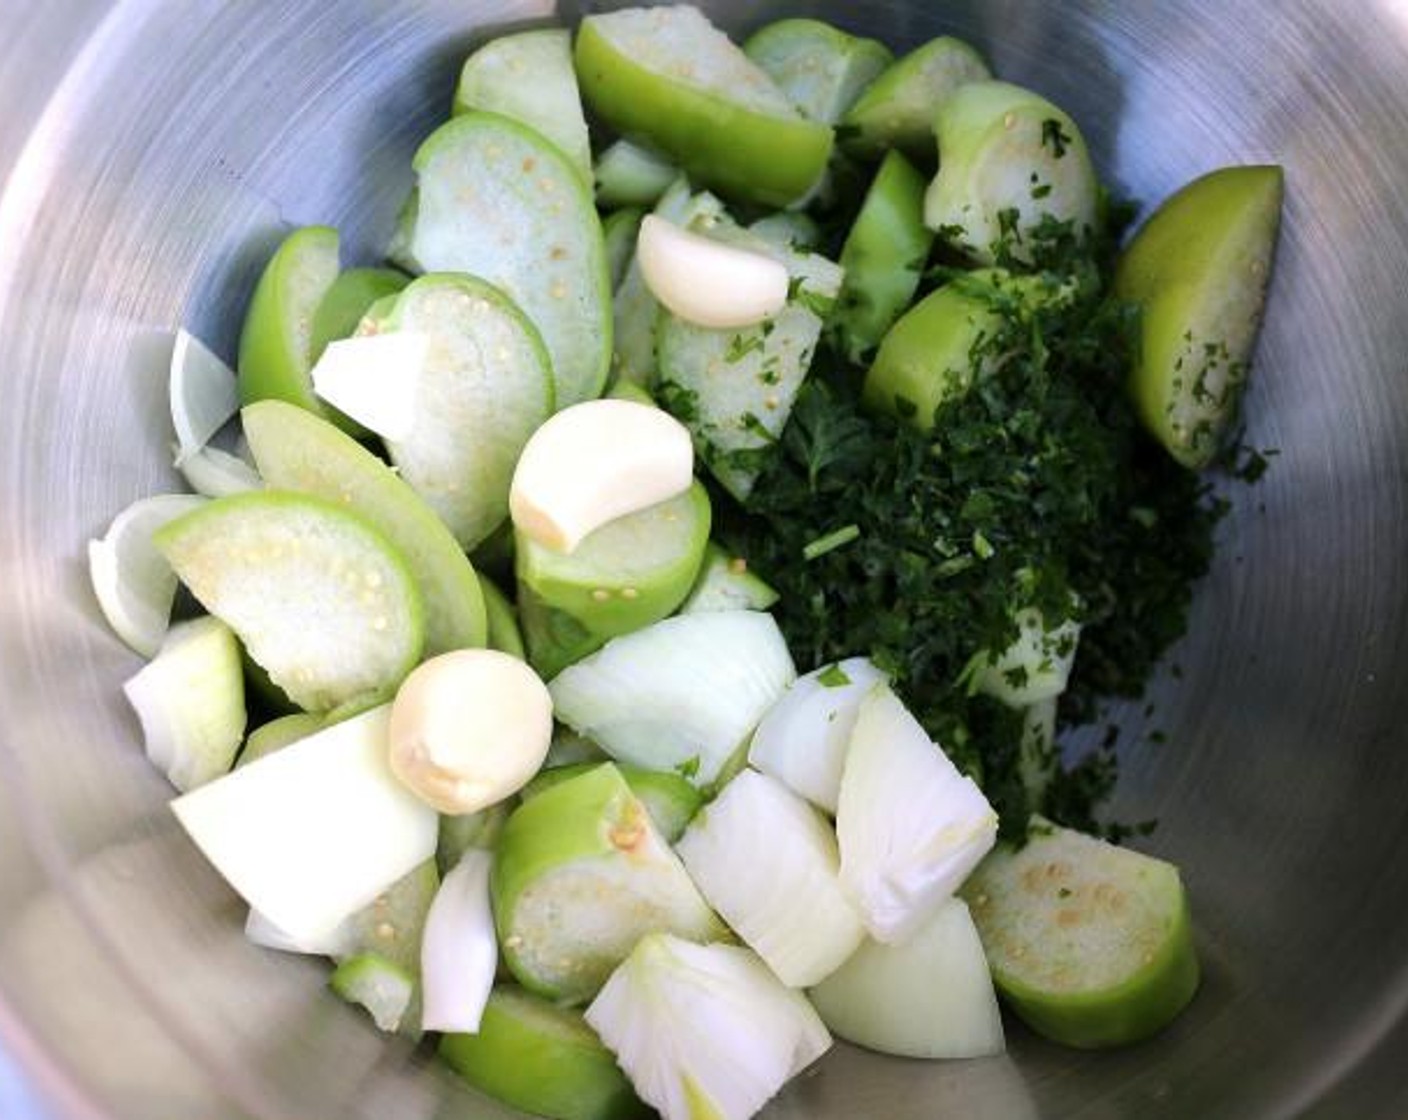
xmin=711 ymin=214 xmax=1242 ymax=840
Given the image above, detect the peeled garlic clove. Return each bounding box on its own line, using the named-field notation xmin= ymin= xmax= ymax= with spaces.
xmin=637 ymin=214 xmax=790 ymax=329
xmin=509 ymin=399 xmax=693 ymax=555
xmin=388 ymin=649 xmax=553 ymax=815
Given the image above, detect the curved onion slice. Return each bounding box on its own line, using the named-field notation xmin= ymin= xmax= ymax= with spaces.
xmin=637 ymin=214 xmax=790 ymax=329
xmin=808 ymin=897 xmax=1005 ymax=1059
xmin=421 ymin=848 xmax=497 ymax=1034
xmin=548 ymin=611 xmax=796 ymax=787
xmin=170 ymin=705 xmax=437 ymax=944
xmin=178 ymin=444 xmax=263 ymax=499
xmin=836 ymin=685 xmax=997 ymax=943
xmin=676 ymin=769 xmax=863 ymax=987
xmin=585 ymin=934 xmax=830 ymax=1120
xmin=310 ymin=332 xmax=429 ymax=443
xmin=88 ymin=493 xmax=207 ymax=657
xmin=747 ymin=657 xmax=888 ymax=813
xmin=170 ymin=329 xmax=240 ymax=467
xmin=123 ymin=615 xmax=246 ymax=792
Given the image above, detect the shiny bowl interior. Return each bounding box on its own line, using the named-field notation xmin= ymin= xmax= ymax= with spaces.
xmin=3 ymin=1 xmax=1408 ymax=1116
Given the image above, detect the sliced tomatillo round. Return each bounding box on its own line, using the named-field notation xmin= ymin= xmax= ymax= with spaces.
xmin=961 ymin=819 xmax=1200 ymax=1048
xmin=154 ymin=491 xmax=424 ymax=713
xmin=242 ymin=400 xmax=487 ymax=656
xmin=366 ymin=272 xmax=555 ymax=551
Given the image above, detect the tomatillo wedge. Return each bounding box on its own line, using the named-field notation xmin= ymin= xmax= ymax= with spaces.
xmin=679 ymin=542 xmax=779 ymax=615
xmin=516 ymin=585 xmax=608 ymax=681
xmin=309 ymin=267 xmax=409 ymax=362
xmin=833 ymin=149 xmax=935 ymax=363
xmin=491 ymin=762 xmax=723 ymax=1004
xmin=743 ymin=18 xmax=893 ymax=127
xmin=123 ymin=615 xmax=246 ymax=793
xmin=1114 ymin=165 xmax=1284 ymax=468
xmin=329 ymin=953 xmax=417 ymax=1036
xmin=452 ymin=28 xmax=592 ymax=182
xmin=479 ymin=576 xmax=525 ymax=660
xmin=924 ymin=80 xmax=1101 ymax=265
xmin=861 ymin=271 xmax=1005 ymax=429
xmin=154 ymin=491 xmax=424 ymax=714
xmin=840 ymin=36 xmax=992 ymax=162
xmin=521 ymin=761 xmax=704 ymax=844
xmin=515 ymin=481 xmax=711 ymax=646
xmin=656 ymin=210 xmax=844 ymax=502
xmin=601 ymin=206 xmax=645 ymax=289
xmin=574 ymin=6 xmax=833 ymax=208
xmin=440 ymin=986 xmax=651 ymax=1120
xmin=961 ymin=820 xmax=1200 ymax=1048
xmin=238 ymin=225 xmax=364 ymax=435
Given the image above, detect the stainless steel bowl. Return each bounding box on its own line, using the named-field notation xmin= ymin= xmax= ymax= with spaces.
xmin=3 ymin=1 xmax=1407 ymax=1116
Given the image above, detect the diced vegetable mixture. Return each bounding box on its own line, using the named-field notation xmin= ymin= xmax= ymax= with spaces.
xmin=87 ymin=6 xmax=1283 ymax=1119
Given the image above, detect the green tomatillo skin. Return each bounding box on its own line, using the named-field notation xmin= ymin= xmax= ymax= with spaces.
xmin=924 ymin=80 xmax=1101 ymax=265
xmin=491 ymin=762 xmax=723 ymax=1003
xmin=962 ymin=820 xmax=1200 ymax=1048
xmin=840 ymin=36 xmax=992 ymax=162
xmin=863 ymin=269 xmax=1073 ymax=429
xmin=238 ymin=226 xmax=359 ymax=431
xmin=479 ymin=575 xmax=525 ymax=661
xmin=238 ymin=711 xmax=323 ymax=768
xmin=862 ymin=273 xmax=1005 ymax=429
xmin=440 ymin=986 xmax=651 ymax=1120
xmin=601 ymin=207 xmax=645 ymax=291
xmin=521 ymin=761 xmax=705 ymax=843
xmin=833 ymin=149 xmax=936 ymax=363
xmin=1114 ymin=165 xmax=1284 ymax=468
xmin=515 ymin=481 xmax=711 ymax=645
xmin=242 ymin=400 xmax=487 ymax=655
xmin=574 ymin=7 xmax=834 ymax=208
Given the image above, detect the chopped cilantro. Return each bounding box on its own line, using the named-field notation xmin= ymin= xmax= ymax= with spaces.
xmin=725 ymin=332 xmax=764 ymax=362
xmin=802 ymin=524 xmax=861 ymax=562
xmin=709 ymin=213 xmax=1249 ymax=842
xmin=1041 ymin=118 xmax=1073 ymax=158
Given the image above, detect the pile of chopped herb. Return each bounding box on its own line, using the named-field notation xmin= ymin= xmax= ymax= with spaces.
xmin=709 ymin=218 xmax=1235 ymax=841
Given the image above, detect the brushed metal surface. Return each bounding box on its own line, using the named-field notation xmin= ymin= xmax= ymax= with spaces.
xmin=2 ymin=0 xmax=1407 ymax=1116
